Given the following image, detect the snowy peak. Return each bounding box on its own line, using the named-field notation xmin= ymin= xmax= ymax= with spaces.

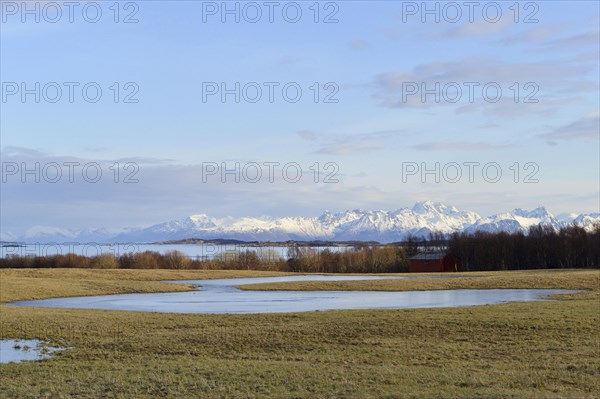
xmin=188 ymin=214 xmax=218 ymax=228
xmin=466 ymin=206 xmax=566 ymax=234
xmin=411 ymin=200 xmax=461 ymax=215
xmin=412 ymin=200 xmax=446 ymax=214
xmin=556 ymin=213 xmax=579 ymax=223
xmin=513 ymin=206 xmax=552 ymax=219
xmin=573 ymin=213 xmax=600 ymax=231
xmin=9 ymin=202 xmax=599 ymax=244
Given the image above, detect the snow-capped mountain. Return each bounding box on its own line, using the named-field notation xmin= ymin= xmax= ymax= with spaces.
xmin=106 ymin=201 xmax=481 ymax=243
xmin=572 ymin=213 xmax=600 ymax=231
xmin=7 ymin=201 xmax=599 ymax=244
xmin=464 ymin=206 xmax=564 ymax=234
xmin=556 ymin=213 xmax=580 ymax=224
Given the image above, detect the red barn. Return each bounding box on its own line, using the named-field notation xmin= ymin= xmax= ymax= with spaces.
xmin=408 ymin=252 xmax=461 ymax=273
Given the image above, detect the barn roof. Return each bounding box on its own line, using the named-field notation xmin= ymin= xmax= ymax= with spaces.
xmin=409 ymin=252 xmax=447 ymax=260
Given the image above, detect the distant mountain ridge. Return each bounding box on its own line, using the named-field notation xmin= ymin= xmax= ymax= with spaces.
xmin=7 ymin=201 xmax=599 ymax=244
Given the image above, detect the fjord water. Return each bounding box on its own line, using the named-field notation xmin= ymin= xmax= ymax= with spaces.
xmin=0 ymin=243 xmax=345 ymax=259
xmin=9 ymin=275 xmax=578 ymax=314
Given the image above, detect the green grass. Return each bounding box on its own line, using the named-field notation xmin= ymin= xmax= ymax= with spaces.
xmin=1 ymin=269 xmax=599 ymax=398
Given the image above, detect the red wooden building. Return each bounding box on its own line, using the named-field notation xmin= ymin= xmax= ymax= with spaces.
xmin=408 ymin=252 xmax=461 ymax=273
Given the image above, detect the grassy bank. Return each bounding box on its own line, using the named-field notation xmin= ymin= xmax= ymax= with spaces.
xmin=238 ymin=269 xmax=600 ymax=296
xmin=1 ymin=269 xmax=599 ymax=398
xmin=0 ymin=269 xmax=290 ymax=302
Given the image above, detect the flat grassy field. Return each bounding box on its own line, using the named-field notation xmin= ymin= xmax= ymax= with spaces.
xmin=1 ymin=269 xmax=599 ymax=398
xmin=0 ymin=269 xmax=290 ymax=303
xmin=237 ymin=269 xmax=600 ymax=294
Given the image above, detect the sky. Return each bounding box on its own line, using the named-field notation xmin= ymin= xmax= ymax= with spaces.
xmin=1 ymin=0 xmax=599 ymax=236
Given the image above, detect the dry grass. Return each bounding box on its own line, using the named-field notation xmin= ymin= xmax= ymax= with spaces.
xmin=2 ymin=268 xmax=598 ymax=303
xmin=238 ymin=269 xmax=600 ymax=294
xmin=0 ymin=268 xmax=598 ymax=398
xmin=0 ymin=269 xmax=291 ymax=302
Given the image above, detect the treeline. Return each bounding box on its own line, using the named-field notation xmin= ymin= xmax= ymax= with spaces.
xmin=447 ymin=225 xmax=599 ymax=271
xmin=0 ymin=250 xmax=288 ymax=271
xmin=1 ymin=225 xmax=597 ymax=272
xmin=0 ymin=246 xmax=410 ymax=273
xmin=286 ymin=246 xmax=409 ymax=273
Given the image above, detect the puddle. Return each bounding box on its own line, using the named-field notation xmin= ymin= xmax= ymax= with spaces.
xmin=8 ymin=275 xmax=580 ymax=314
xmin=0 ymin=339 xmax=67 ymax=364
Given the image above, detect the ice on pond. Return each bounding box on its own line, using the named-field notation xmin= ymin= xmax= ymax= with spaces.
xmin=8 ymin=275 xmax=580 ymax=314
xmin=0 ymin=339 xmax=67 ymax=364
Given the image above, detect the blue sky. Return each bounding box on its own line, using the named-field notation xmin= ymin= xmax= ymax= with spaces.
xmin=1 ymin=1 xmax=599 ymax=234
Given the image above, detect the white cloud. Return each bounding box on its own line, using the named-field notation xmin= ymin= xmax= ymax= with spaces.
xmin=296 ymin=130 xmax=407 ymax=155
xmin=373 ymin=57 xmax=597 ymax=116
xmin=538 ymin=115 xmax=600 ymax=144
xmin=296 ymin=130 xmax=317 ymax=141
xmin=412 ymin=141 xmax=516 ymax=151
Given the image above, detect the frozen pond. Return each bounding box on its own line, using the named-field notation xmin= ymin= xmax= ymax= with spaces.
xmin=8 ymin=275 xmax=579 ymax=314
xmin=0 ymin=339 xmax=67 ymax=364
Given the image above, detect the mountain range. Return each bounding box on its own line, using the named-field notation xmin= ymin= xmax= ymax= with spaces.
xmin=5 ymin=201 xmax=598 ymax=244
